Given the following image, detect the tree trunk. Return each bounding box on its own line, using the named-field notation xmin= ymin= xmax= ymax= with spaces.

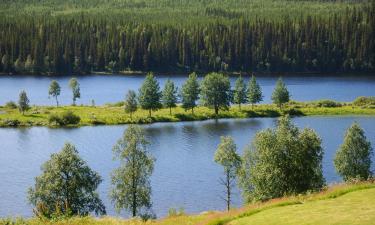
xmin=169 ymin=107 xmax=172 ymax=115
xmin=191 ymin=107 xmax=194 ymax=115
xmin=214 ymin=105 xmax=219 ymax=116
xmin=226 ymin=170 xmax=231 ymax=211
xmin=149 ymin=109 xmax=151 ymax=118
xmin=56 ymin=96 xmax=59 ymax=107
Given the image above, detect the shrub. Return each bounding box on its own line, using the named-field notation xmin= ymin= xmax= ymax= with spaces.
xmin=5 ymin=101 xmax=17 ymax=109
xmin=353 ymin=96 xmax=375 ymax=106
xmin=168 ymin=207 xmax=185 ymax=217
xmin=314 ymin=99 xmax=341 ymax=107
xmin=48 ymin=111 xmax=80 ymax=126
xmin=2 ymin=119 xmax=20 ymax=127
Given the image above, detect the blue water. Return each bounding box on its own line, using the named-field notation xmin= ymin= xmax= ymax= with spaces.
xmin=0 ymin=116 xmax=374 ymax=218
xmin=0 ymin=74 xmax=374 ymax=105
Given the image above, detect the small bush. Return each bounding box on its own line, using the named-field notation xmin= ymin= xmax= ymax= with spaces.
xmin=353 ymin=96 xmax=375 ymax=106
xmin=314 ymin=100 xmax=341 ymax=107
xmin=2 ymin=119 xmax=20 ymax=127
xmin=48 ymin=111 xmax=80 ymax=126
xmin=168 ymin=207 xmax=185 ymax=217
xmin=5 ymin=101 xmax=17 ymax=109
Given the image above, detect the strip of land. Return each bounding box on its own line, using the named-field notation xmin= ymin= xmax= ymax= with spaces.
xmin=1 ymin=182 xmax=374 ymax=225
xmin=0 ymin=100 xmax=374 ymax=127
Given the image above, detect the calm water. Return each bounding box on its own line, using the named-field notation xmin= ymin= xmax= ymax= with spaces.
xmin=0 ymin=74 xmax=374 ymax=105
xmin=0 ymin=116 xmax=374 ymax=218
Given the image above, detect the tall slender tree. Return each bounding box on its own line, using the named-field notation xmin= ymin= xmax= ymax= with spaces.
xmin=124 ymin=90 xmax=138 ymax=119
xmin=69 ymin=78 xmax=80 ymax=105
xmin=214 ymin=136 xmax=241 ymax=211
xmin=18 ymin=90 xmax=30 ymax=115
xmin=181 ymin=72 xmax=200 ymax=115
xmin=247 ymin=75 xmax=263 ymax=108
xmin=271 ymin=77 xmax=289 ymax=109
xmin=233 ymin=76 xmax=247 ymax=109
xmin=110 ymin=125 xmax=155 ymax=217
xmin=162 ymin=79 xmax=178 ymax=115
xmin=49 ymin=80 xmax=61 ymax=107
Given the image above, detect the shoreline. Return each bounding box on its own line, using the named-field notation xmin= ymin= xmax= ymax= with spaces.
xmin=1 ymin=103 xmax=374 ymax=128
xmin=0 ymin=71 xmax=374 ymax=78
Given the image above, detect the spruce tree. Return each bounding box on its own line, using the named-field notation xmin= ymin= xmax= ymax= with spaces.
xmin=233 ymin=76 xmax=247 ymax=109
xmin=162 ymin=79 xmax=178 ymax=115
xmin=247 ymin=75 xmax=263 ymax=108
xmin=271 ymin=77 xmax=289 ymax=109
xmin=138 ymin=73 xmax=162 ymax=117
xmin=181 ymin=72 xmax=200 ymax=115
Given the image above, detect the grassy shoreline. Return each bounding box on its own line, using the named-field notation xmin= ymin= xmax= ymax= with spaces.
xmin=1 ymin=181 xmax=374 ymax=225
xmin=1 ymin=101 xmax=374 ymax=128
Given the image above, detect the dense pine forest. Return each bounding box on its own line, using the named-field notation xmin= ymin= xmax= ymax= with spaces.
xmin=0 ymin=0 xmax=374 ymax=75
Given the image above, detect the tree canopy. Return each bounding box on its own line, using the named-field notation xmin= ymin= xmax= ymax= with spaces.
xmin=110 ymin=125 xmax=155 ymax=217
xmin=138 ymin=73 xmax=162 ymax=117
xmin=239 ymin=115 xmax=324 ymax=202
xmin=334 ymin=122 xmax=373 ymax=181
xmin=271 ymin=77 xmax=290 ymax=108
xmin=181 ymin=72 xmax=200 ymax=114
xmin=200 ymin=72 xmax=231 ymax=115
xmin=28 ymin=143 xmax=106 ymax=218
xmin=162 ymin=79 xmax=178 ymax=115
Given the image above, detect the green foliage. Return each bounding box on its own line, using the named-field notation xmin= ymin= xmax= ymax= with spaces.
xmin=239 ymin=115 xmax=324 ymax=202
xmin=214 ymin=136 xmax=241 ymax=210
xmin=334 ymin=122 xmax=373 ymax=181
xmin=18 ymin=90 xmax=30 ymax=115
xmin=271 ymin=77 xmax=290 ymax=108
xmin=233 ymin=76 xmax=247 ymax=109
xmin=28 ymin=143 xmax=106 ymax=218
xmin=124 ymin=90 xmax=138 ymax=119
xmin=48 ymin=111 xmax=80 ymax=126
xmin=49 ymin=80 xmax=61 ymax=107
xmin=181 ymin=72 xmax=200 ymax=114
xmin=200 ymin=72 xmax=231 ymax=115
xmin=353 ymin=96 xmax=375 ymax=107
xmin=313 ymin=99 xmax=342 ymax=107
xmin=247 ymin=75 xmax=263 ymax=107
xmin=69 ymin=78 xmax=80 ymax=105
xmin=5 ymin=101 xmax=18 ymax=109
xmin=110 ymin=125 xmax=155 ymax=217
xmin=162 ymin=79 xmax=178 ymax=115
xmin=168 ymin=207 xmax=185 ymax=217
xmin=0 ymin=1 xmax=372 ymax=74
xmin=138 ymin=73 xmax=162 ymax=117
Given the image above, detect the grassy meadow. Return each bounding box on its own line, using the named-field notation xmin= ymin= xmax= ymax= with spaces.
xmin=1 ymin=182 xmax=374 ymax=225
xmin=1 ymin=100 xmax=375 ymax=128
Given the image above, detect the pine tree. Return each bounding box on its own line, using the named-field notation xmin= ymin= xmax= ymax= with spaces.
xmin=247 ymin=75 xmax=263 ymax=108
xmin=233 ymin=76 xmax=247 ymax=109
xmin=271 ymin=77 xmax=289 ymax=109
xmin=124 ymin=90 xmax=138 ymax=119
xmin=138 ymin=73 xmax=162 ymax=117
xmin=181 ymin=72 xmax=200 ymax=115
xmin=162 ymin=79 xmax=178 ymax=115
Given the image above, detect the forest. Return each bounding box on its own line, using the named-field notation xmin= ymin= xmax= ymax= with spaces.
xmin=0 ymin=0 xmax=374 ymax=74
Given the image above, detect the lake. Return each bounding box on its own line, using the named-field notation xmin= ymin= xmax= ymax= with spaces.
xmin=0 ymin=74 xmax=374 ymax=105
xmin=0 ymin=116 xmax=374 ymax=218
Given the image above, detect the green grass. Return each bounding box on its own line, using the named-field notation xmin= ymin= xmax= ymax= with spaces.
xmin=2 ymin=182 xmax=375 ymax=225
xmin=0 ymin=101 xmax=374 ymax=127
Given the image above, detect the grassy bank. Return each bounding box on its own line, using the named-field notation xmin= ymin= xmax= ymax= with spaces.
xmin=0 ymin=101 xmax=375 ymax=127
xmin=2 ymin=182 xmax=375 ymax=225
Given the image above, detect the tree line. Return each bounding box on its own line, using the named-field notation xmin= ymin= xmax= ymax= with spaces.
xmin=14 ymin=72 xmax=290 ymax=117
xmin=27 ymin=116 xmax=373 ymax=219
xmin=0 ymin=1 xmax=374 ymax=74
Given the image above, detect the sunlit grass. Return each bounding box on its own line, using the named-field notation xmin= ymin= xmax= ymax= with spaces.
xmin=0 ymin=102 xmax=374 ymax=127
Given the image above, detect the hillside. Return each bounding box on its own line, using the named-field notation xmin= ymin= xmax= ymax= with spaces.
xmin=2 ymin=182 xmax=375 ymax=225
xmin=0 ymin=0 xmax=373 ymax=74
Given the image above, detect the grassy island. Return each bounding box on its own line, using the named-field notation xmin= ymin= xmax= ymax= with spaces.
xmin=0 ymin=100 xmax=374 ymax=128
